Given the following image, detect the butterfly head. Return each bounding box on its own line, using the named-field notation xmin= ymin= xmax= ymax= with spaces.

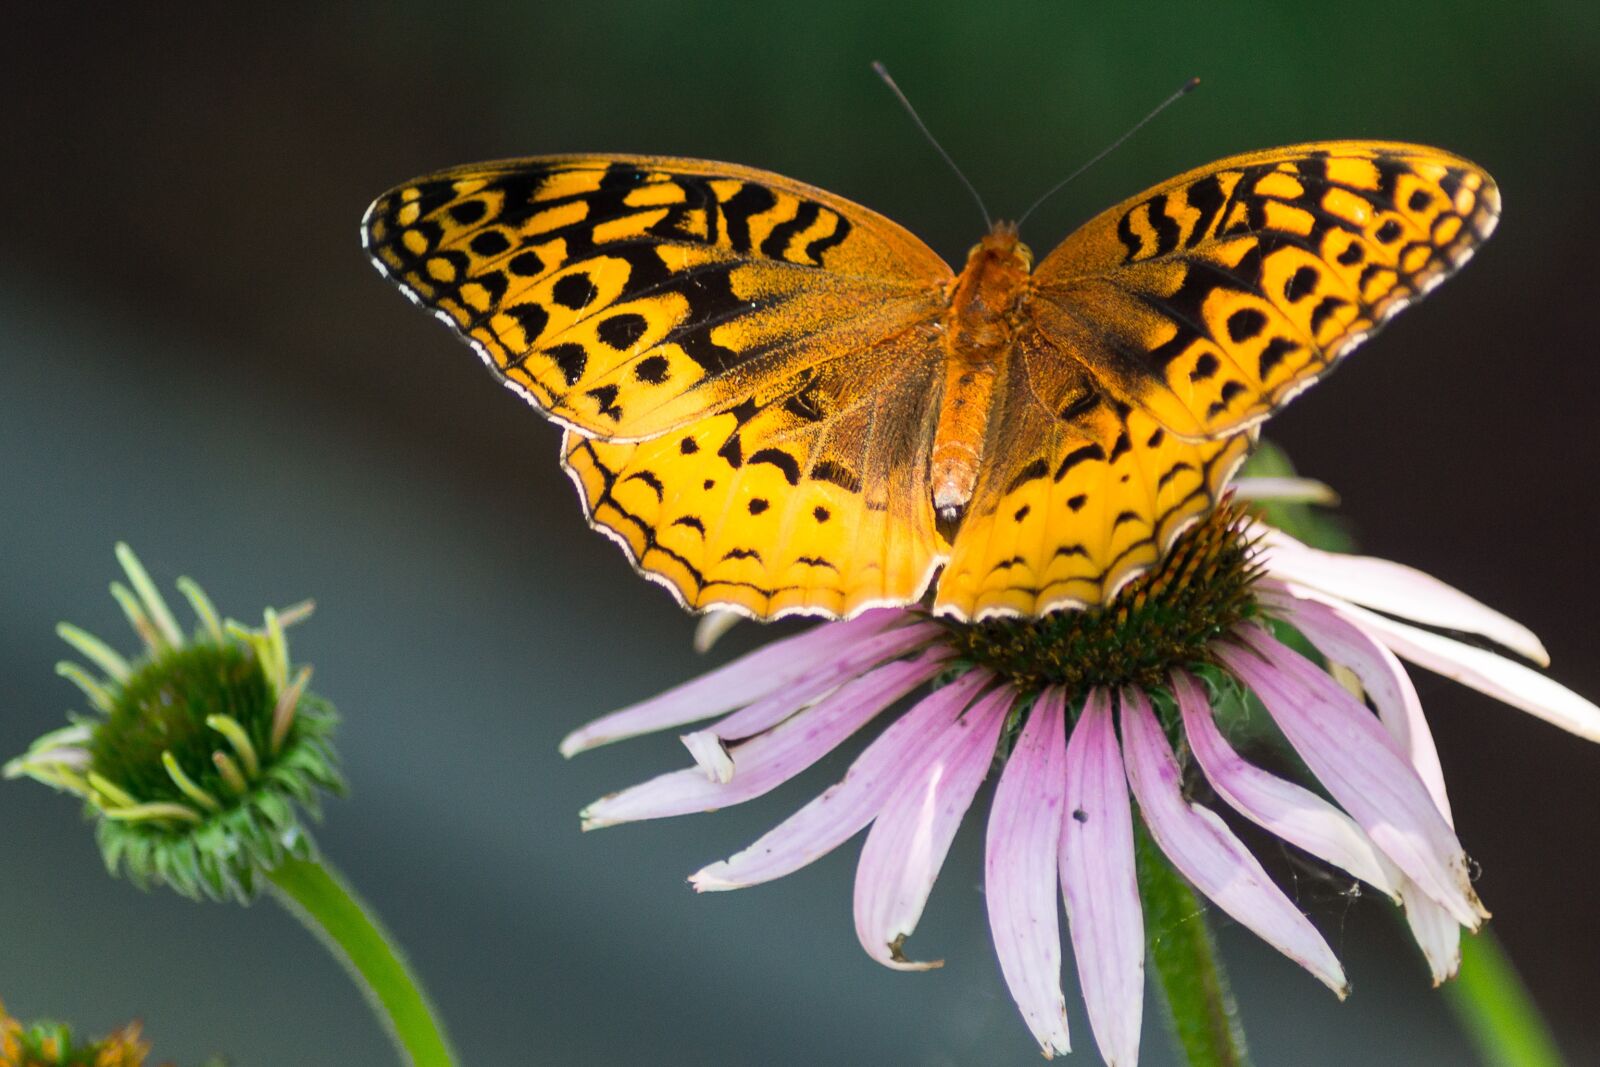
xmin=967 ymin=219 xmax=1034 ymax=274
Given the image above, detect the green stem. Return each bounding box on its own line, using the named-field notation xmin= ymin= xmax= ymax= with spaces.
xmin=1444 ymin=929 xmax=1565 ymax=1067
xmin=1136 ymin=823 xmax=1250 ymax=1067
xmin=266 ymin=857 xmax=455 ymax=1067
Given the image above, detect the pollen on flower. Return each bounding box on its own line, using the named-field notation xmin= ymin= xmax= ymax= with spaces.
xmin=944 ymin=502 xmax=1262 ymax=693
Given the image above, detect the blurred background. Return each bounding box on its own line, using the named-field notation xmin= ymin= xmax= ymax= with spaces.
xmin=3 ymin=3 xmax=1597 ymax=1064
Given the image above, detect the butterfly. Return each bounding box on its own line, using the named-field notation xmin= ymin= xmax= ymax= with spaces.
xmin=363 ymin=142 xmax=1497 ymax=621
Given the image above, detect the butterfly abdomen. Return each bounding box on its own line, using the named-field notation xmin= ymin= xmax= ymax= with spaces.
xmin=932 ymin=223 xmax=1035 ymax=521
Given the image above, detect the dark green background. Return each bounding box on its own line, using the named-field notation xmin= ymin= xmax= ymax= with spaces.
xmin=3 ymin=3 xmax=1597 ymax=1064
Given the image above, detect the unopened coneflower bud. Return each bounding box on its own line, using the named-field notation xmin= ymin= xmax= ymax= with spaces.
xmin=5 ymin=544 xmax=342 ymax=902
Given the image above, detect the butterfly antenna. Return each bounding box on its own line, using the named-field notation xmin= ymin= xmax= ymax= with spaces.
xmin=873 ymin=60 xmax=992 ymax=230
xmin=1017 ymin=76 xmax=1202 ymax=227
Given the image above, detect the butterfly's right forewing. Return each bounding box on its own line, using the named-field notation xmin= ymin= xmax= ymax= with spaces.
xmin=1030 ymin=142 xmax=1499 ymax=441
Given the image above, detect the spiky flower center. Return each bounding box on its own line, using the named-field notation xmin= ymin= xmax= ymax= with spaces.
xmin=91 ymin=642 xmax=274 ymax=806
xmin=945 ymin=504 xmax=1261 ymax=693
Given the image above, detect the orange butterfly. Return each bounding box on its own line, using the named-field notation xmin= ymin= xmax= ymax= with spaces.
xmin=364 ymin=143 xmax=1497 ymax=620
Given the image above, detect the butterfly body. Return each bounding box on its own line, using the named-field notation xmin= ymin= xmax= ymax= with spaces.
xmin=365 ymin=143 xmax=1498 ymax=621
xmin=933 ymin=222 xmax=1034 ymax=522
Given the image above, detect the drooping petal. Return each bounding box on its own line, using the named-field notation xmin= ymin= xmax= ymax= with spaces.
xmin=1263 ymin=588 xmax=1451 ymax=822
xmin=1292 ymin=592 xmax=1600 ymax=744
xmin=1060 ymin=688 xmax=1143 ymax=1067
xmin=1172 ymin=670 xmax=1400 ymax=900
xmin=692 ymin=609 xmax=743 ymax=653
xmin=580 ymin=653 xmax=944 ymax=829
xmin=691 ymin=670 xmax=992 ymax=891
xmin=559 ymin=609 xmax=904 ymax=756
xmin=1120 ymin=687 xmax=1349 ymax=996
xmin=681 ymin=622 xmax=940 ymax=781
xmin=1231 ymin=475 xmax=1340 ymax=505
xmin=1219 ymin=628 xmax=1488 ymax=927
xmin=1252 ymin=525 xmax=1549 ymax=666
xmin=853 ymin=684 xmax=1012 ymax=971
xmin=985 ymin=687 xmax=1071 ymax=1058
xmin=1401 ymin=880 xmax=1462 ymax=985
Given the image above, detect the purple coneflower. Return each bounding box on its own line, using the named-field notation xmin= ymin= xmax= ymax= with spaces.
xmin=561 ymin=500 xmax=1598 ymax=1064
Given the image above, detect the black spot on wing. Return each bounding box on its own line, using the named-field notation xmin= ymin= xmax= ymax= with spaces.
xmin=1258 ymin=337 xmax=1298 ymax=377
xmin=597 ymin=313 xmax=649 ymax=350
xmin=720 ymin=183 xmax=779 ymax=253
xmin=552 ymin=272 xmax=599 ymax=310
xmin=547 ymin=342 xmax=586 ymax=386
xmin=508 ymin=249 xmax=546 ymax=277
xmin=624 ymin=470 xmax=665 ymax=500
xmin=1283 ymin=265 xmax=1320 ymax=302
xmin=750 ymin=448 xmax=801 ymax=486
xmin=633 ymin=355 xmax=670 ymax=384
xmin=587 ymin=384 xmax=622 ymax=420
xmin=470 ymin=230 xmax=511 ymax=257
xmin=1053 ymin=444 xmax=1106 ymax=483
xmin=758 ymin=201 xmax=822 ymax=260
xmin=449 ymin=199 xmax=487 ymax=226
xmin=504 ymin=303 xmax=550 ymax=352
xmin=1006 ymin=458 xmax=1049 ymax=493
xmin=802 ymin=214 xmax=852 ymax=265
xmin=1184 ymin=175 xmax=1228 ymax=248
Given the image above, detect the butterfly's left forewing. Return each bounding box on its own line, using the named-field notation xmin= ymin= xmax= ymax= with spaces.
xmin=365 ymin=154 xmax=955 ymax=619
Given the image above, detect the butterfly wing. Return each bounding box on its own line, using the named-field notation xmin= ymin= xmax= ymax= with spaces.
xmin=1029 ymin=141 xmax=1499 ymax=440
xmin=937 ymin=141 xmax=1496 ymax=619
xmin=364 ymin=155 xmax=954 ymax=618
xmin=362 ymin=155 xmax=950 ymax=441
xmin=935 ymin=329 xmax=1251 ymax=619
xmin=564 ymin=328 xmax=947 ymax=619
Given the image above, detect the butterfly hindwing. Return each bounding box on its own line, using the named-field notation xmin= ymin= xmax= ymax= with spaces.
xmin=563 ymin=329 xmax=947 ymax=618
xmin=363 ymin=155 xmax=951 ymax=441
xmin=1030 ymin=142 xmax=1499 ymax=440
xmin=934 ymin=331 xmax=1251 ymax=619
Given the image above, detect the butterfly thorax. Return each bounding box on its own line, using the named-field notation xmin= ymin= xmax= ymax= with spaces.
xmin=932 ymin=222 xmax=1035 ymax=526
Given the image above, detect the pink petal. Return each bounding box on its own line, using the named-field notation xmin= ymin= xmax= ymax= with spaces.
xmin=985 ymin=687 xmax=1072 ymax=1057
xmin=1294 ymin=593 xmax=1600 ymax=744
xmin=1120 ymin=687 xmax=1349 ymax=996
xmin=580 ymin=653 xmax=944 ymax=829
xmin=1263 ymin=588 xmax=1451 ymax=822
xmin=690 ymin=670 xmax=992 ymax=891
xmin=681 ymin=622 xmax=940 ymax=781
xmin=1219 ymin=628 xmax=1488 ymax=928
xmin=853 ymin=684 xmax=1012 ymax=971
xmin=1253 ymin=525 xmax=1549 ymax=666
xmin=1060 ymin=688 xmax=1144 ymax=1067
xmin=1173 ymin=670 xmax=1400 ymax=900
xmin=559 ymin=609 xmax=903 ymax=756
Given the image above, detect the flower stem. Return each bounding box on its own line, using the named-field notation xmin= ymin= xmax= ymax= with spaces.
xmin=1135 ymin=823 xmax=1250 ymax=1067
xmin=266 ymin=857 xmax=455 ymax=1067
xmin=1444 ymin=929 xmax=1566 ymax=1067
